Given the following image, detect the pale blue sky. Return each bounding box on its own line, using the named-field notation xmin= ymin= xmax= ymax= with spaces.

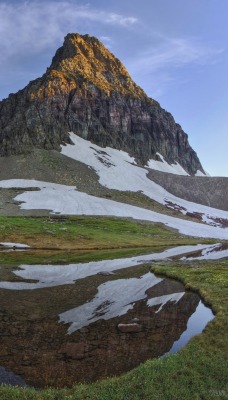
xmin=0 ymin=0 xmax=227 ymax=176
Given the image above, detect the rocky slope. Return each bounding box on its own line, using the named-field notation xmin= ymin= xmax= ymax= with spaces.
xmin=0 ymin=33 xmax=204 ymax=175
xmin=147 ymin=169 xmax=228 ymax=211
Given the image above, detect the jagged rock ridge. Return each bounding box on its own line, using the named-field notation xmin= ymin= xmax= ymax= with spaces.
xmin=0 ymin=33 xmax=204 ymax=175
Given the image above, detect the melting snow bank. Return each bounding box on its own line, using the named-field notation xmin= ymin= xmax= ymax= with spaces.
xmin=146 ymin=153 xmax=189 ymax=175
xmin=195 ymin=170 xmax=208 ymax=177
xmin=61 ymin=133 xmax=228 ymax=227
xmin=0 ymin=179 xmax=227 ymax=240
xmin=0 ymin=243 xmax=226 ymax=291
xmin=0 ymin=242 xmax=30 ymax=249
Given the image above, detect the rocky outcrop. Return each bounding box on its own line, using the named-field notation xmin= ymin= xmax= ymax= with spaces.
xmin=0 ymin=33 xmax=204 ymax=175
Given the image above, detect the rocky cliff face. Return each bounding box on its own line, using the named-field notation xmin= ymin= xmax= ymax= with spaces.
xmin=0 ymin=33 xmax=204 ymax=175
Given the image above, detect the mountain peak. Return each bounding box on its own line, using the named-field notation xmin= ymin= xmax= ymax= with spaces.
xmin=50 ymin=33 xmax=102 ymax=68
xmin=47 ymin=32 xmax=146 ymax=98
xmin=0 ymin=33 xmax=205 ymax=175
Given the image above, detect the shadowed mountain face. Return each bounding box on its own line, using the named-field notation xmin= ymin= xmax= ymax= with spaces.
xmin=0 ymin=33 xmax=204 ymax=175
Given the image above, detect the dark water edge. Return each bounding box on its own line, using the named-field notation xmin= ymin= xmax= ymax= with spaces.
xmin=0 ymin=291 xmax=214 ymax=388
xmin=0 ymin=366 xmax=27 ymax=387
xmin=1 ymin=300 xmax=214 ymax=389
xmin=1 ymin=243 xmax=221 ymax=388
xmin=162 ymin=300 xmax=214 ymax=357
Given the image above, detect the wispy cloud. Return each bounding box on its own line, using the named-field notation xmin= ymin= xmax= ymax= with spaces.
xmin=0 ymin=1 xmax=137 ymax=64
xmin=99 ymin=36 xmax=114 ymax=49
xmin=127 ymin=36 xmax=224 ymax=97
xmin=129 ymin=36 xmax=223 ymax=73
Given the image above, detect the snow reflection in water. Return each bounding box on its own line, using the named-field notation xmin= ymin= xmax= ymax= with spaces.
xmin=0 ymin=242 xmax=222 ymax=387
xmin=60 ymin=272 xmax=186 ymax=334
xmin=181 ymin=243 xmax=228 ymax=260
xmin=0 ymin=243 xmax=227 ymax=291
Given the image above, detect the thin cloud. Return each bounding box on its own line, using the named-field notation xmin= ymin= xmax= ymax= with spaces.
xmin=100 ymin=36 xmax=113 ymax=43
xmin=129 ymin=37 xmax=224 ymax=74
xmin=0 ymin=1 xmax=137 ymax=64
xmin=99 ymin=36 xmax=114 ymax=49
xmin=127 ymin=36 xmax=224 ymax=98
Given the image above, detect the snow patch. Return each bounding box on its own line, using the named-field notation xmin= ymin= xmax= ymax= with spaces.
xmin=60 ymin=133 xmax=228 ymax=227
xmin=0 ymin=242 xmax=30 ymax=248
xmin=146 ymin=153 xmax=189 ymax=176
xmin=0 ymin=179 xmax=227 ymax=239
xmin=195 ymin=170 xmax=206 ymax=177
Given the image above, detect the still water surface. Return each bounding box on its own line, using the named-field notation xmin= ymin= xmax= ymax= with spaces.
xmin=0 ymin=243 xmax=220 ymax=388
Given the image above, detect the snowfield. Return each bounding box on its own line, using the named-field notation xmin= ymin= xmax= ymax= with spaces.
xmin=0 ymin=133 xmax=227 ymax=239
xmin=61 ymin=133 xmax=228 ymax=227
xmin=0 ymin=178 xmax=227 ymax=240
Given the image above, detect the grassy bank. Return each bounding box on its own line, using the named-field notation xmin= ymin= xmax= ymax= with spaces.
xmin=0 ymin=215 xmax=199 ymax=249
xmin=0 ymin=257 xmax=227 ymax=399
xmin=0 ymin=215 xmax=215 ymax=265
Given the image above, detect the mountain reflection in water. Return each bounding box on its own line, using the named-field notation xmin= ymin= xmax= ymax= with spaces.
xmin=59 ymin=272 xmax=184 ymax=333
xmin=0 ymin=258 xmax=214 ymax=388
